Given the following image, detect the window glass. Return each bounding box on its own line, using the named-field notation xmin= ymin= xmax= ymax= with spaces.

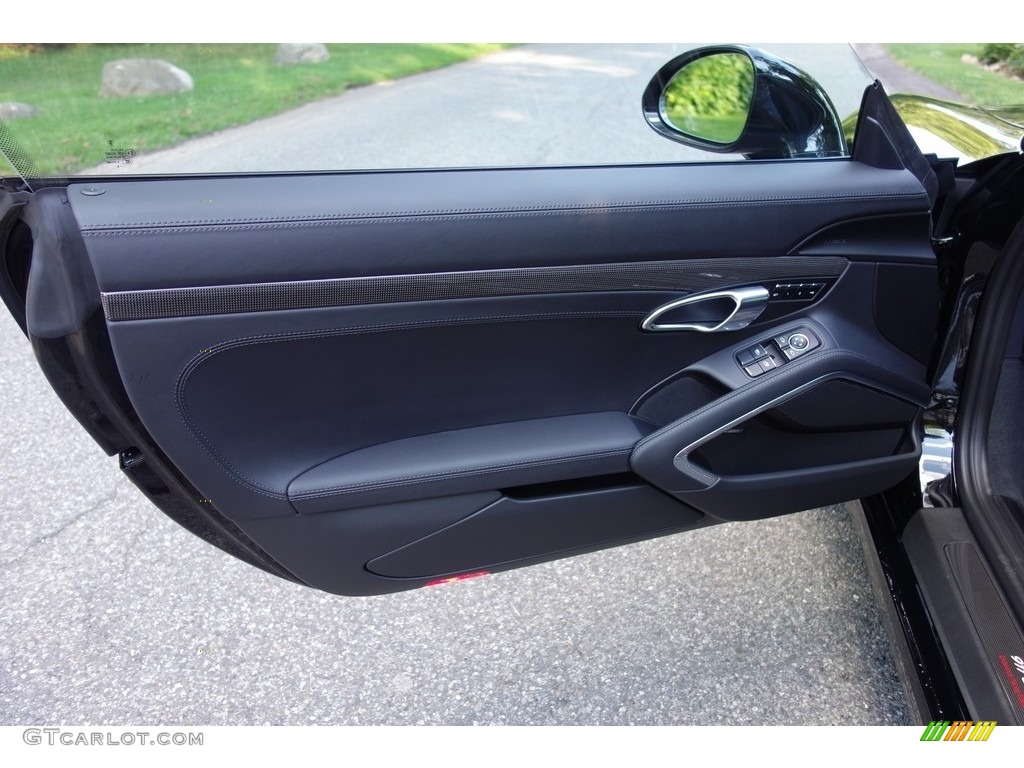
xmin=0 ymin=43 xmax=872 ymax=178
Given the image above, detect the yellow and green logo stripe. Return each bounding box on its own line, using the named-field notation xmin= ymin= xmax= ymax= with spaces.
xmin=920 ymin=720 xmax=997 ymax=741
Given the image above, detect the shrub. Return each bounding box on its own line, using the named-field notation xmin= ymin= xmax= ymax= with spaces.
xmin=977 ymin=44 xmax=1024 ymax=78
xmin=1006 ymin=47 xmax=1024 ymax=78
xmin=979 ymin=43 xmax=1020 ymax=65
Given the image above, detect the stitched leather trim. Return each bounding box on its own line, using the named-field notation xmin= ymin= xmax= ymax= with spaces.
xmin=291 ymin=448 xmax=633 ymax=500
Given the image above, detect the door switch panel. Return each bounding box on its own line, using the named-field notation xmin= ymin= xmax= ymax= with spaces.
xmin=736 ymin=327 xmax=820 ymax=377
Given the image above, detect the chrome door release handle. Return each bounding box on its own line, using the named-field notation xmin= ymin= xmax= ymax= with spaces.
xmin=640 ymin=286 xmax=770 ymax=332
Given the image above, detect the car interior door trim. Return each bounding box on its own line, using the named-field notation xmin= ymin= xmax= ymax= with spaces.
xmin=98 ymin=256 xmax=848 ymax=322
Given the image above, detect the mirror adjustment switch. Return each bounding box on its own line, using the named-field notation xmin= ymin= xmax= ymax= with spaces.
xmin=780 ymin=328 xmax=820 ymax=360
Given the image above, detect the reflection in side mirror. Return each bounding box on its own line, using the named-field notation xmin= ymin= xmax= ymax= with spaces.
xmin=643 ymin=45 xmax=847 ymax=159
xmin=660 ymin=53 xmax=754 ymax=145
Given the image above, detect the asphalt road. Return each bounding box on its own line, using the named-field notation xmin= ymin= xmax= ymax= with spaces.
xmin=851 ymin=44 xmax=965 ymax=102
xmin=1 ymin=44 xmax=911 ymax=725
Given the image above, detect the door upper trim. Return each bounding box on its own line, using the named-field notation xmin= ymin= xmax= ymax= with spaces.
xmin=99 ymin=256 xmax=848 ymax=321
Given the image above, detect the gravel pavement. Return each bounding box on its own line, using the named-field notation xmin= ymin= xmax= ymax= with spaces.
xmin=1 ymin=44 xmax=911 ymax=725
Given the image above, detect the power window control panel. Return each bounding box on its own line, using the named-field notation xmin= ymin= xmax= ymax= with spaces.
xmin=735 ymin=327 xmax=821 ymax=378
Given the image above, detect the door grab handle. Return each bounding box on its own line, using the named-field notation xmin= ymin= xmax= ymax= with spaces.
xmin=640 ymin=286 xmax=770 ymax=332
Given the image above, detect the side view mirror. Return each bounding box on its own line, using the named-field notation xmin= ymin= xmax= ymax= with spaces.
xmin=643 ymin=45 xmax=848 ymax=159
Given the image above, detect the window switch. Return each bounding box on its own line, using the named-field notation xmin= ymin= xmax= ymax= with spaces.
xmin=743 ymin=363 xmax=764 ymax=378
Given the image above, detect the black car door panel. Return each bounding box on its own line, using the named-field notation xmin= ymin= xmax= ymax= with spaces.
xmin=69 ymin=161 xmax=927 ymax=290
xmin=5 ymin=158 xmax=936 ymax=595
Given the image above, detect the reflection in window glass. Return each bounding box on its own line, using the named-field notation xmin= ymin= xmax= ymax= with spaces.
xmin=661 ymin=52 xmax=754 ymax=144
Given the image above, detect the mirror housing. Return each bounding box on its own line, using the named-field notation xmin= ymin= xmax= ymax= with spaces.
xmin=643 ymin=45 xmax=848 ymax=159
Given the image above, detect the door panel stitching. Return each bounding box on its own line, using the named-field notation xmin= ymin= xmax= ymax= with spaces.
xmin=291 ymin=448 xmax=633 ymax=500
xmin=80 ymin=192 xmax=928 ymax=234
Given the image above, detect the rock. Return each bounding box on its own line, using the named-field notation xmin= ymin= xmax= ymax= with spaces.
xmin=961 ymin=53 xmax=979 ymax=65
xmin=100 ymin=59 xmax=194 ymax=97
xmin=275 ymin=44 xmax=330 ymax=65
xmin=0 ymin=102 xmax=40 ymax=120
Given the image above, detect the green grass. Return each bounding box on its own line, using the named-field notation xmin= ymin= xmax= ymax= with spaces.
xmin=0 ymin=43 xmax=508 ymax=176
xmin=885 ymin=44 xmax=1024 ymax=107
